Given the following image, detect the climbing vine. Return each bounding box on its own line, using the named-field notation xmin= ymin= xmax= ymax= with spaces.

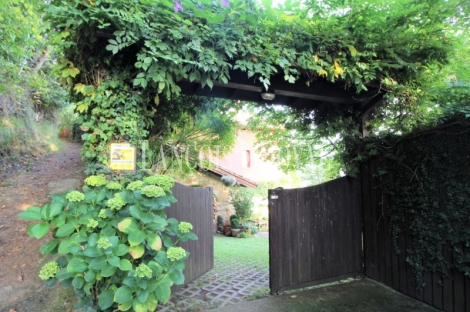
xmin=349 ymin=121 xmax=470 ymax=287
xmin=43 ymin=0 xmax=463 ymax=166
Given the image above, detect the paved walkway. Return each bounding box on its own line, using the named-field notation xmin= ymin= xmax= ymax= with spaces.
xmin=158 ymin=235 xmax=270 ymax=311
xmin=207 ymin=278 xmax=438 ymax=312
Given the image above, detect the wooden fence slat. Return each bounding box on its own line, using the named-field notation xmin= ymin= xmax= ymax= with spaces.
xmin=382 ymin=192 xmax=393 ymax=288
xmin=443 ymin=245 xmax=454 ymax=312
xmin=168 ymin=183 xmax=213 ymax=291
xmin=423 ymin=271 xmax=433 ymax=306
xmin=370 ymin=158 xmax=379 ymax=281
xmin=269 ymin=177 xmax=363 ymax=293
xmin=433 ymin=272 xmax=444 ymax=310
xmin=454 ymin=267 xmax=465 ymax=312
xmin=361 ymin=162 xmax=374 ymax=278
xmin=465 ymin=274 xmax=470 ymax=312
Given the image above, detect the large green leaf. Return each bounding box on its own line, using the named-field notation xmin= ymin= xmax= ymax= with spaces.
xmin=18 ymin=207 xmax=42 ymax=221
xmin=67 ymin=258 xmax=88 ymax=273
xmin=72 ymin=276 xmax=85 ymax=289
xmin=117 ymin=217 xmax=139 ymax=234
xmin=48 ymin=201 xmax=64 ymax=219
xmin=146 ymin=232 xmax=162 ymax=251
xmin=128 ymin=230 xmax=146 ymax=246
xmin=56 ymin=223 xmax=75 ymax=237
xmin=133 ymin=298 xmax=147 ymax=312
xmin=58 ymin=237 xmax=77 ymax=254
xmin=40 ymin=240 xmax=59 ymax=254
xmin=119 ymin=259 xmax=132 ymax=271
xmin=108 ymin=255 xmax=121 ymax=267
xmin=98 ymin=289 xmax=115 ymax=310
xmin=84 ymin=270 xmax=96 ymax=282
xmin=83 ymin=246 xmax=102 ymax=257
xmin=136 ymin=289 xmax=149 ymax=303
xmin=154 ymin=280 xmax=171 ymax=303
xmin=87 ymin=233 xmax=98 ymax=246
xmin=147 ymin=293 xmax=158 ymax=311
xmin=113 ymin=244 xmax=129 ymax=256
xmin=169 ymin=270 xmax=185 ymax=285
xmin=129 ymin=244 xmax=145 ymax=259
xmin=27 ymin=223 xmax=50 ymax=239
xmin=101 ymin=265 xmax=117 ymax=277
xmin=55 ymin=268 xmax=74 ymax=279
xmin=118 ymin=300 xmax=133 ymax=311
xmin=114 ymin=286 xmax=133 ymax=304
xmin=89 ymin=256 xmax=107 ymax=271
xmin=51 ymin=214 xmax=66 ymax=227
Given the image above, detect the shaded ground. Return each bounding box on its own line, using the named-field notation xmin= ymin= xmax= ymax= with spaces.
xmin=208 ymin=278 xmax=438 ymax=312
xmin=0 ymin=141 xmax=86 ymax=312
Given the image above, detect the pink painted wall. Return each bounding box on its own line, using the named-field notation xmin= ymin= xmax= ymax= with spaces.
xmin=216 ymin=129 xmax=287 ymax=183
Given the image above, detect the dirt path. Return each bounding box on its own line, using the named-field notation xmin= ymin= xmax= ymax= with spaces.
xmin=0 ymin=141 xmax=86 ymax=312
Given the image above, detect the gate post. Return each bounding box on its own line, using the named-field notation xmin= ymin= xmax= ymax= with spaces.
xmin=268 ymin=187 xmax=282 ymax=295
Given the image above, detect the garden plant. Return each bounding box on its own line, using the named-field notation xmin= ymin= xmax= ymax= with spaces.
xmin=19 ymin=174 xmax=197 ymax=312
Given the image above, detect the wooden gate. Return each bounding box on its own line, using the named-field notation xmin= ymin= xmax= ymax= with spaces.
xmin=269 ymin=176 xmax=363 ymax=294
xmin=167 ymin=183 xmax=214 ymax=290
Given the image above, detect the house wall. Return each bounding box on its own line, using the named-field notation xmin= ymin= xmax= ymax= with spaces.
xmin=217 ymin=129 xmax=288 ymax=183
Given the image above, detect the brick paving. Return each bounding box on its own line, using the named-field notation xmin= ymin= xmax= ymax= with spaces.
xmin=158 ymin=240 xmax=269 ymax=311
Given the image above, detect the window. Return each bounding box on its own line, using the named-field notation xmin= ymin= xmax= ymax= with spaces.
xmin=243 ymin=150 xmax=251 ymax=168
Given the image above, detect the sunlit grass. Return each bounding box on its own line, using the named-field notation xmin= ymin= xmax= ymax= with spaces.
xmin=0 ymin=117 xmax=65 ymax=156
xmin=214 ymin=234 xmax=269 ymax=267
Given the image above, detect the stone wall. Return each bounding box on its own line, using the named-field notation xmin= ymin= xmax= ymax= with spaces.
xmin=175 ymin=171 xmax=235 ymax=225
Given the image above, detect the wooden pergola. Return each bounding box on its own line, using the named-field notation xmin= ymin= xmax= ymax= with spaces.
xmin=177 ymin=68 xmax=384 ymax=120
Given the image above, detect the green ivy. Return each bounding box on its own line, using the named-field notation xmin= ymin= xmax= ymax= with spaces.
xmin=43 ymin=0 xmax=463 ymax=166
xmin=350 ymin=121 xmax=470 ymax=288
xmin=19 ymin=174 xmax=197 ymax=312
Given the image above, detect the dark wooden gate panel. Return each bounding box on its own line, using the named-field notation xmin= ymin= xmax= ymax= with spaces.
xmin=363 ymin=157 xmax=470 ymax=312
xmin=167 ymin=183 xmax=214 ymax=290
xmin=269 ymin=176 xmax=363 ymax=294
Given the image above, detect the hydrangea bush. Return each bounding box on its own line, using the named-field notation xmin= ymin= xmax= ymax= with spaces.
xmin=18 ymin=174 xmax=197 ymax=312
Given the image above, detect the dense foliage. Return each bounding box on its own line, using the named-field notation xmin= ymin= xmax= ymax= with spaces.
xmin=349 ymin=121 xmax=470 ymax=287
xmin=146 ymin=98 xmax=238 ymax=175
xmin=229 ymin=187 xmax=254 ymax=223
xmin=19 ymin=175 xmax=197 ymax=312
xmin=42 ymin=0 xmax=467 ymax=166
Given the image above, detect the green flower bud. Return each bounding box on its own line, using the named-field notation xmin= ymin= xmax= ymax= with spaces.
xmin=178 ymin=222 xmax=193 ymax=234
xmin=126 ymin=180 xmax=144 ymax=191
xmin=107 ymin=193 xmax=126 ymax=210
xmin=143 ymin=175 xmax=174 ymax=190
xmin=85 ymin=175 xmax=107 ymax=187
xmin=98 ymin=209 xmax=107 ymax=218
xmin=97 ymin=237 xmax=112 ymax=249
xmin=87 ymin=218 xmax=98 ymax=228
xmin=167 ymin=247 xmax=186 ymax=262
xmin=39 ymin=261 xmax=60 ymax=280
xmin=106 ymin=182 xmax=122 ymax=190
xmin=141 ymin=185 xmax=165 ymax=198
xmin=66 ymin=190 xmax=85 ymax=202
xmin=135 ymin=263 xmax=152 ymax=278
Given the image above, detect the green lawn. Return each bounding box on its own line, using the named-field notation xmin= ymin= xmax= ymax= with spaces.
xmin=214 ymin=234 xmax=269 ymax=267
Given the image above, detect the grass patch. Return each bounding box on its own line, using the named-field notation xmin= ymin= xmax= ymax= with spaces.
xmin=0 ymin=117 xmax=65 ymax=157
xmin=214 ymin=234 xmax=269 ymax=267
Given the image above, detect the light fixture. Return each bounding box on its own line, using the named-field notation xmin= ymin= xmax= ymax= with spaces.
xmin=261 ymin=92 xmax=275 ymax=101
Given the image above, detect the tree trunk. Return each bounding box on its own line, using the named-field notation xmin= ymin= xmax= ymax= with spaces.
xmin=31 ymin=46 xmax=51 ymax=74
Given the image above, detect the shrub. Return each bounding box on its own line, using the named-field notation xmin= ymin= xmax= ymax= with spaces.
xmin=229 ymin=214 xmax=238 ymax=221
xmin=231 ymin=218 xmax=241 ymax=229
xmin=217 ymin=215 xmax=223 ymax=224
xmin=229 ymin=188 xmax=253 ymax=223
xmin=19 ymin=174 xmax=197 ymax=312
